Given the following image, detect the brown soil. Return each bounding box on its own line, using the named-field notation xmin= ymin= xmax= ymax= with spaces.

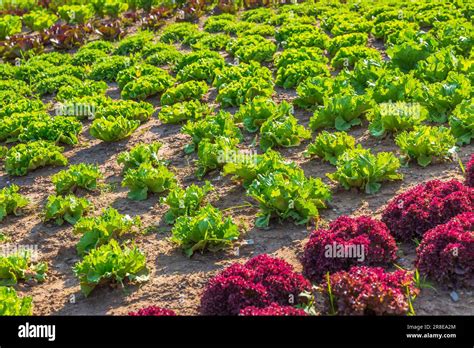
xmin=1 ymin=18 xmax=473 ymax=317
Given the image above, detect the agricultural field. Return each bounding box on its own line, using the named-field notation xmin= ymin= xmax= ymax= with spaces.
xmin=0 ymin=0 xmax=473 ymax=318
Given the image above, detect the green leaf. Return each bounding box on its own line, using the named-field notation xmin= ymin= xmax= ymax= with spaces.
xmin=335 ymin=116 xmax=351 ymax=131
xmin=127 ymin=187 xmax=148 ymax=201
xmin=76 ymin=230 xmax=101 ymax=255
xmin=80 ymin=284 xmax=94 ymax=297
xmin=369 ymin=121 xmax=385 ymax=138
xmin=417 ymin=155 xmax=432 ymax=167
xmin=365 ymin=182 xmax=382 ymax=194
xmin=255 ymin=214 xmax=271 ymax=228
xmin=184 ymin=143 xmax=195 ymax=154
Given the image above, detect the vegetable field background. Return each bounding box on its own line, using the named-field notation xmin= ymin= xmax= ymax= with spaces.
xmin=0 ymin=0 xmax=473 ymax=316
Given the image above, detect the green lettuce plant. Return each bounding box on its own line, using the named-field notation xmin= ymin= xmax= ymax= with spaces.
xmin=52 ymin=163 xmax=103 ymax=194
xmin=260 ymin=113 xmax=311 ymax=151
xmin=395 ymin=126 xmax=457 ymax=167
xmin=331 ymin=46 xmax=381 ymax=69
xmin=90 ymin=116 xmax=140 ymax=142
xmin=310 ymin=94 xmax=372 ymax=131
xmin=328 ymin=33 xmax=368 ymax=56
xmin=226 ymin=35 xmax=276 ymax=63
xmin=0 ymin=15 xmax=22 ymax=40
xmin=43 ymin=194 xmax=92 ymax=225
xmin=196 ymin=136 xmax=239 ymax=179
xmin=0 ymin=185 xmax=29 ymax=222
xmin=159 ymin=100 xmax=212 ymax=124
xmin=117 ymin=142 xmax=163 ymax=172
xmin=387 ymin=40 xmax=434 ymax=71
xmin=216 ymin=76 xmax=274 ymax=107
xmin=5 ymin=141 xmax=67 ymax=176
xmin=0 ymin=286 xmax=33 ymax=315
xmin=160 ymin=80 xmax=209 ymax=106
xmin=74 ymin=207 xmax=141 ymax=256
xmin=73 ymin=239 xmax=148 ymax=296
xmin=223 ymin=149 xmax=298 ymax=188
xmin=276 ymin=61 xmax=329 ymax=89
xmin=182 ymin=111 xmax=242 ymax=153
xmin=304 ymin=131 xmax=356 ymax=165
xmin=160 ymin=181 xmax=213 ymax=224
xmin=122 ymin=163 xmax=176 ymax=201
xmin=95 ymin=100 xmax=154 ymax=123
xmin=247 ymin=170 xmax=332 ymax=228
xmin=449 ymin=99 xmax=473 ymax=145
xmin=368 ymin=101 xmax=428 ymax=137
xmin=17 ymin=116 xmax=82 ymax=145
xmin=121 ymin=74 xmax=175 ymax=100
xmin=0 ymin=250 xmax=47 ymax=286
xmin=171 ymin=204 xmax=240 ymax=257
xmin=57 ymin=5 xmax=94 ymax=24
xmin=23 ymin=10 xmax=58 ymax=31
xmin=234 ymin=97 xmax=279 ymax=133
xmin=328 ymin=147 xmax=403 ymax=194
xmin=418 ymin=72 xmax=470 ymax=123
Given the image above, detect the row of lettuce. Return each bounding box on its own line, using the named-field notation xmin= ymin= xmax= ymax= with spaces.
xmin=1 ymin=0 xmax=300 ymax=58
xmin=0 ymin=0 xmax=471 ymax=60
xmin=2 ymin=164 xmax=473 ymax=315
